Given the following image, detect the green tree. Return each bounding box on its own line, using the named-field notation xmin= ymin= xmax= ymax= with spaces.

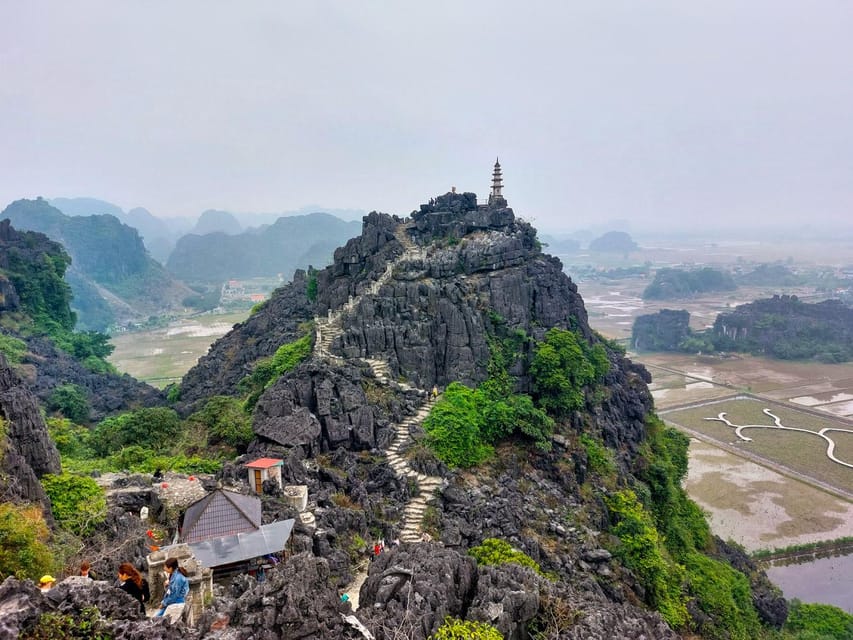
xmin=0 ymin=503 xmax=54 ymax=580
xmin=187 ymin=395 xmax=253 ymax=450
xmin=306 ymin=269 xmax=318 ymax=302
xmin=47 ymin=384 xmax=90 ymax=424
xmin=90 ymin=407 xmax=183 ymax=456
xmin=423 ymin=382 xmax=492 ymax=468
xmin=530 ymin=328 xmax=608 ymax=417
xmin=785 ymin=600 xmax=853 ymax=639
xmin=47 ymin=416 xmax=91 ymax=458
xmin=41 ymin=473 xmax=106 ymax=535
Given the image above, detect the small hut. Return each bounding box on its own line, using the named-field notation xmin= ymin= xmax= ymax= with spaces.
xmin=245 ymin=457 xmax=284 ymax=493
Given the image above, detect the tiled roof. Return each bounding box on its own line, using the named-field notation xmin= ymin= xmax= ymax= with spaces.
xmin=180 ymin=490 xmax=262 ymax=543
xmin=245 ymin=458 xmax=284 ymax=469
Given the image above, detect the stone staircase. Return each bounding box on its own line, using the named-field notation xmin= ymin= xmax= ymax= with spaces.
xmin=385 ymin=403 xmax=443 ymax=542
xmin=313 ymin=221 xmax=446 ymax=608
xmin=311 ymin=222 xmax=444 ymax=544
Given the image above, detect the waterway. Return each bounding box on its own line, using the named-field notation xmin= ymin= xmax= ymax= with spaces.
xmin=765 ymin=553 xmax=853 ymax=613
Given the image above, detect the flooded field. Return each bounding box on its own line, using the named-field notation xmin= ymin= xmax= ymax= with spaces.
xmin=108 ymin=311 xmax=251 ymax=387
xmin=642 ymin=353 xmax=853 ymax=419
xmin=766 ymin=554 xmax=853 ymax=613
xmin=685 ymin=439 xmax=853 ymax=551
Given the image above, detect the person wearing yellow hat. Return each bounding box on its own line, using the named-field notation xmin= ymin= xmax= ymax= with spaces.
xmin=39 ymin=575 xmax=56 ymax=592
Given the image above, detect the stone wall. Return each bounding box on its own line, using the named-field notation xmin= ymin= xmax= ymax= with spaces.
xmin=147 ymin=544 xmax=212 ymax=627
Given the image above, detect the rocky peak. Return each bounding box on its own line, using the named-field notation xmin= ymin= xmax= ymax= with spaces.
xmin=412 ymin=190 xmax=520 ymax=242
xmin=0 ymin=353 xmax=60 ymax=516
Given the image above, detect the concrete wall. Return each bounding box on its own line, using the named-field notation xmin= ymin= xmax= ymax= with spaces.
xmin=147 ymin=543 xmax=212 ymax=626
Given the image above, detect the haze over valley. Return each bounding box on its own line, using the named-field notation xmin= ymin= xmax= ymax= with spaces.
xmin=2 ymin=3 xmax=853 ymax=638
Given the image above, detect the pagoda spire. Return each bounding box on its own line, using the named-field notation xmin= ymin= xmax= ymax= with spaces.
xmin=488 ymin=157 xmax=506 ymax=207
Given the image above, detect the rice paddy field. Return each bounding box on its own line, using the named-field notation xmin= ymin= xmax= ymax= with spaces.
xmin=107 ymin=310 xmax=250 ymax=388
xmin=663 ymin=396 xmax=853 ymax=496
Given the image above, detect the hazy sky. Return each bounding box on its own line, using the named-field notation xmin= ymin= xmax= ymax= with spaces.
xmin=1 ymin=1 xmax=852 ymax=232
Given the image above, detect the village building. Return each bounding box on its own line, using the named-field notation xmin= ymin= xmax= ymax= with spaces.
xmin=152 ymin=487 xmax=295 ymax=609
xmin=245 ymin=457 xmax=284 ymax=493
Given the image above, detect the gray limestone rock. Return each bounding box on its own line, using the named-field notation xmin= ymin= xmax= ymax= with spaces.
xmin=358 ymin=544 xmax=477 ymax=640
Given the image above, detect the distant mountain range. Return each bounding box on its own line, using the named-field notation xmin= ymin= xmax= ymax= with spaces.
xmin=2 ymin=198 xmax=192 ymax=331
xmin=4 ymin=196 xmax=364 ymax=324
xmin=166 ymin=213 xmax=361 ymax=283
xmin=49 ymin=197 xmax=366 ymax=265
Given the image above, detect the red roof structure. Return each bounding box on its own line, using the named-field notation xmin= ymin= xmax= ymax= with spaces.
xmin=245 ymin=458 xmax=283 ymax=469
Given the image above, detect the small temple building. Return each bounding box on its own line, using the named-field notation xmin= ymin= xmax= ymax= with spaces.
xmin=245 ymin=457 xmax=284 ymax=494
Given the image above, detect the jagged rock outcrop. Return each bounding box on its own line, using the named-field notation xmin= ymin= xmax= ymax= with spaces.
xmin=17 ymin=336 xmax=166 ymax=422
xmin=197 ymin=553 xmax=363 ymax=639
xmin=632 ymin=308 xmax=692 ymax=351
xmin=357 ymin=543 xmax=478 ymax=639
xmin=178 ymin=269 xmax=315 ymax=409
xmin=714 ymin=295 xmax=853 ymax=362
xmin=252 ymin=359 xmax=423 ymax=454
xmin=0 ymin=576 xmax=186 ymax=639
xmin=0 ymin=353 xmax=59 ymax=514
xmin=356 ymin=543 xmax=678 ymax=640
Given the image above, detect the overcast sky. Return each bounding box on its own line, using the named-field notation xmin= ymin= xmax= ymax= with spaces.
xmin=1 ymin=1 xmax=852 ymax=233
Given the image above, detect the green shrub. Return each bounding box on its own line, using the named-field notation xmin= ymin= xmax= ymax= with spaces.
xmin=22 ymin=606 xmax=112 ymax=640
xmin=187 ymin=395 xmax=253 ymax=450
xmin=0 ymin=333 xmax=27 ymax=364
xmin=0 ymin=503 xmax=54 ymax=580
xmin=469 ymin=538 xmax=542 ymax=574
xmin=47 ymin=417 xmax=91 ymax=458
xmin=90 ymin=407 xmax=184 ymax=456
xmin=530 ymin=328 xmax=609 ymax=417
xmin=240 ymin=332 xmax=313 ymax=410
xmin=108 ymin=447 xmax=222 ymax=474
xmin=580 ymin=433 xmax=614 ymax=475
xmin=430 ymin=617 xmax=502 ymax=640
xmin=423 ymin=382 xmax=493 ymax=467
xmin=684 ymin=553 xmax=761 ymax=640
xmin=166 ymin=384 xmax=181 ymax=403
xmin=41 ymin=473 xmax=106 ymax=536
xmin=637 ymin=417 xmax=710 ymax=560
xmin=605 ymin=489 xmax=688 ymax=627
xmin=47 ymin=384 xmax=90 ymax=424
xmin=785 ymin=600 xmax=853 ymax=639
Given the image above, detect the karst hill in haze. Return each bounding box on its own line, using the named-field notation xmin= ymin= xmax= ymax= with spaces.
xmin=3 ymin=164 xmax=829 ymax=638
xmin=1 ymin=198 xmax=192 ymax=331
xmin=168 ymin=168 xmax=787 ymax=637
xmin=166 ymin=212 xmax=361 ymax=284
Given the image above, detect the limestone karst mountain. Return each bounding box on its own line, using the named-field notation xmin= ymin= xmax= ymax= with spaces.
xmin=172 ymin=188 xmax=786 ymax=637
xmin=1 ymin=184 xmax=791 ymax=639
xmin=0 ymin=219 xmax=165 ymax=419
xmin=2 ymin=198 xmax=192 ymax=330
xmin=166 ymin=212 xmax=361 ymax=284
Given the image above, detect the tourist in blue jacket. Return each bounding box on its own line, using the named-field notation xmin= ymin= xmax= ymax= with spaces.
xmin=155 ymin=558 xmax=189 ymax=617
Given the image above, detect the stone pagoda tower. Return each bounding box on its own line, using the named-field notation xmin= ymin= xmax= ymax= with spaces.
xmin=488 ymin=158 xmax=507 ymax=207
